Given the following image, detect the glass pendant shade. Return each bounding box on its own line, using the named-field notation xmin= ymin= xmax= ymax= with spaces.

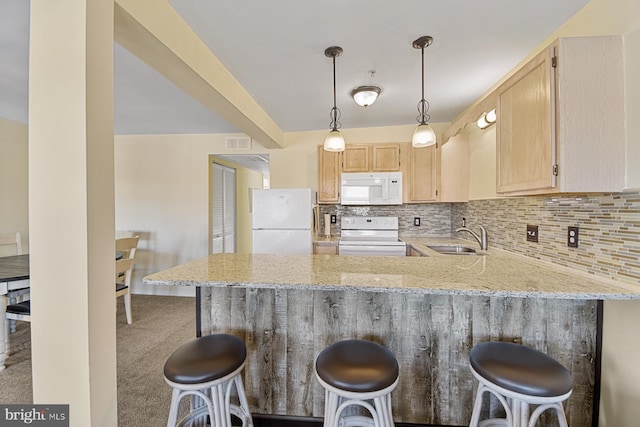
xmin=352 ymin=86 xmax=381 ymax=107
xmin=412 ymin=123 xmax=436 ymax=147
xmin=324 ymin=129 xmax=346 ymax=152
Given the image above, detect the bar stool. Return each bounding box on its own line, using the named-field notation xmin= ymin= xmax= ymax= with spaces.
xmin=163 ymin=334 xmax=253 ymax=427
xmin=315 ymin=339 xmax=399 ymax=427
xmin=468 ymin=341 xmax=573 ymax=427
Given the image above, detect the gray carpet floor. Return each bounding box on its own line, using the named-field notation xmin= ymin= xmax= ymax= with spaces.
xmin=0 ymin=295 xmax=197 ymax=426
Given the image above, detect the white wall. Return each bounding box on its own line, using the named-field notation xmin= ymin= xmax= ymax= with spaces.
xmin=114 ymin=133 xmax=268 ymax=295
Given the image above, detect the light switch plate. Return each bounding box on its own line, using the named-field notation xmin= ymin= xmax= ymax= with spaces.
xmin=526 ymin=225 xmax=538 ymax=242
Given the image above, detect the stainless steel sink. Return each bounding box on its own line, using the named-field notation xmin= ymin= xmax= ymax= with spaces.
xmin=426 ymin=245 xmax=485 ymax=255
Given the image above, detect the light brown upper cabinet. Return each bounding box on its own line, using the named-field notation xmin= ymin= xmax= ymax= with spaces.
xmin=496 ymin=36 xmax=625 ymax=195
xmin=318 ymin=146 xmax=341 ymax=204
xmin=318 ymin=142 xmax=403 ymax=203
xmin=342 ymin=143 xmax=402 ymax=172
xmin=407 ymin=143 xmax=438 ymax=202
xmin=342 ymin=144 xmax=370 ymax=172
xmin=371 ymin=144 xmax=401 ymax=171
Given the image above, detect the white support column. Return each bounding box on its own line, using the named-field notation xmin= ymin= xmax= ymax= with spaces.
xmin=28 ymin=0 xmax=117 ymax=425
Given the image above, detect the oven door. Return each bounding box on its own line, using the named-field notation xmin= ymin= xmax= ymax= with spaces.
xmin=338 ymin=243 xmax=406 ymax=257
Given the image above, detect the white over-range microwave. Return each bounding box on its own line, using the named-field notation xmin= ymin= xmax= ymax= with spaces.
xmin=340 ymin=172 xmax=403 ymax=205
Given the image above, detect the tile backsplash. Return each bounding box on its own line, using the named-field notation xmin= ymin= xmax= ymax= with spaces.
xmin=320 ymin=190 xmax=640 ymax=288
xmin=452 ymin=190 xmax=640 ymax=286
xmin=319 ymin=204 xmax=452 ymax=237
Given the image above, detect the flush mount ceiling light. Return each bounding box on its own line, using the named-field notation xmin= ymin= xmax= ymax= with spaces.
xmin=351 ymin=86 xmax=381 ymax=108
xmin=323 ymin=46 xmax=345 ymax=152
xmin=477 ymin=108 xmax=497 ymax=129
xmin=351 ymin=85 xmax=381 ymax=108
xmin=411 ymin=35 xmax=437 ymax=148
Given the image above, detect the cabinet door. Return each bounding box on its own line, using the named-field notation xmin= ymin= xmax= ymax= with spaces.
xmin=408 ymin=247 xmax=423 ymax=257
xmin=342 ymin=145 xmax=370 ymax=172
xmin=313 ymin=244 xmax=338 ymax=255
xmin=372 ymin=144 xmax=401 ymax=171
xmin=409 ymin=144 xmax=437 ymax=202
xmin=318 ymin=145 xmax=341 ymax=204
xmin=496 ymin=47 xmax=555 ymax=193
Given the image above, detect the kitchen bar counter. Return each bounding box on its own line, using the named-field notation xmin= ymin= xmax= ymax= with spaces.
xmin=144 ymin=244 xmax=640 ymax=300
xmin=144 ymin=245 xmax=638 ymax=425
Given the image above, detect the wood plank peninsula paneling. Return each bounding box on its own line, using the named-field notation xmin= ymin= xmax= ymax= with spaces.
xmin=144 ymin=249 xmax=640 ymax=425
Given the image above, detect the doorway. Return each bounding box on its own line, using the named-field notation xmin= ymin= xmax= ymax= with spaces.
xmin=211 ymin=162 xmax=236 ymax=253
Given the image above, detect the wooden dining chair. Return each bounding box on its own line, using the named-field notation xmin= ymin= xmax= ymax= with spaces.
xmin=0 ymin=232 xmax=22 ymax=257
xmin=4 ymin=301 xmax=30 ymax=354
xmin=1 ymin=232 xmax=28 ymax=334
xmin=115 ymin=258 xmax=134 ymax=324
xmin=115 ymin=237 xmax=138 ymax=324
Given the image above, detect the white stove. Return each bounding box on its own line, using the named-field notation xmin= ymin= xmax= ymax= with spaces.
xmin=338 ymin=216 xmax=407 ymax=256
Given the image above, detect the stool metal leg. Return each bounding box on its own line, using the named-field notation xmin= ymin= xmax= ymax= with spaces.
xmin=230 ymin=374 xmax=254 ymax=427
xmin=469 ymin=382 xmax=513 ymax=427
xmin=469 ymin=377 xmax=571 ymax=427
xmin=166 ymin=388 xmax=181 ymax=427
xmin=374 ymin=395 xmax=393 ymax=427
xmin=323 ymin=389 xmax=338 ymax=427
xmin=211 ymin=382 xmax=228 ymax=427
xmin=167 ymin=389 xmax=216 ymax=427
xmin=190 ymin=393 xmax=209 ymax=427
xmin=528 ymin=402 xmax=568 ymax=427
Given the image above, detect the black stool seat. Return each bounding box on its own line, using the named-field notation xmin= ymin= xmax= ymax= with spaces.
xmin=6 ymin=301 xmax=30 ymax=315
xmin=164 ymin=334 xmax=246 ymax=385
xmin=470 ymin=342 xmax=573 ymax=397
xmin=316 ymin=339 xmax=399 ymax=393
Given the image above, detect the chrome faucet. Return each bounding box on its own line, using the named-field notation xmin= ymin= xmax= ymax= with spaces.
xmin=455 ymin=225 xmax=488 ymax=251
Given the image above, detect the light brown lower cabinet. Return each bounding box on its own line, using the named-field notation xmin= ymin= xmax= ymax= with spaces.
xmin=313 ymin=243 xmax=338 ymax=255
xmin=407 ymin=246 xmax=423 ymax=256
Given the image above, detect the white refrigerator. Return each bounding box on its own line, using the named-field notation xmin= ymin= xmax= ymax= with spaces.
xmin=252 ymin=188 xmax=316 ymax=254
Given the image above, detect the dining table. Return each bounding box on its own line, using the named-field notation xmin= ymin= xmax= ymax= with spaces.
xmin=0 ymin=254 xmax=30 ymax=370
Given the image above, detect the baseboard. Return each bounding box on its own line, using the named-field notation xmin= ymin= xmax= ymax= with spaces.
xmin=252 ymin=414 xmax=464 ymax=427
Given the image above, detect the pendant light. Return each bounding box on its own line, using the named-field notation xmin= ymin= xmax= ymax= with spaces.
xmin=411 ymin=36 xmax=436 ymax=148
xmin=323 ymin=46 xmax=345 ymax=152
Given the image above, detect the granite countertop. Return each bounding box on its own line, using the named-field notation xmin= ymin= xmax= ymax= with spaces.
xmin=144 ymin=237 xmax=640 ymax=300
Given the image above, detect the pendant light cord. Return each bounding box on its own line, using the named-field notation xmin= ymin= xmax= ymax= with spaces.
xmin=415 ymin=37 xmax=432 ymax=126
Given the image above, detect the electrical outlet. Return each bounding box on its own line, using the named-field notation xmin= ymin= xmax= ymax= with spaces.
xmin=414 ymin=217 xmax=421 ymax=226
xmin=330 ymin=214 xmax=337 ymax=224
xmin=526 ymin=225 xmax=538 ymax=243
xmin=568 ymin=226 xmax=579 ymax=248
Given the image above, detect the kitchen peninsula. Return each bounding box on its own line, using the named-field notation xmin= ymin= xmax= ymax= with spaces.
xmin=144 ymin=244 xmax=640 ymax=426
